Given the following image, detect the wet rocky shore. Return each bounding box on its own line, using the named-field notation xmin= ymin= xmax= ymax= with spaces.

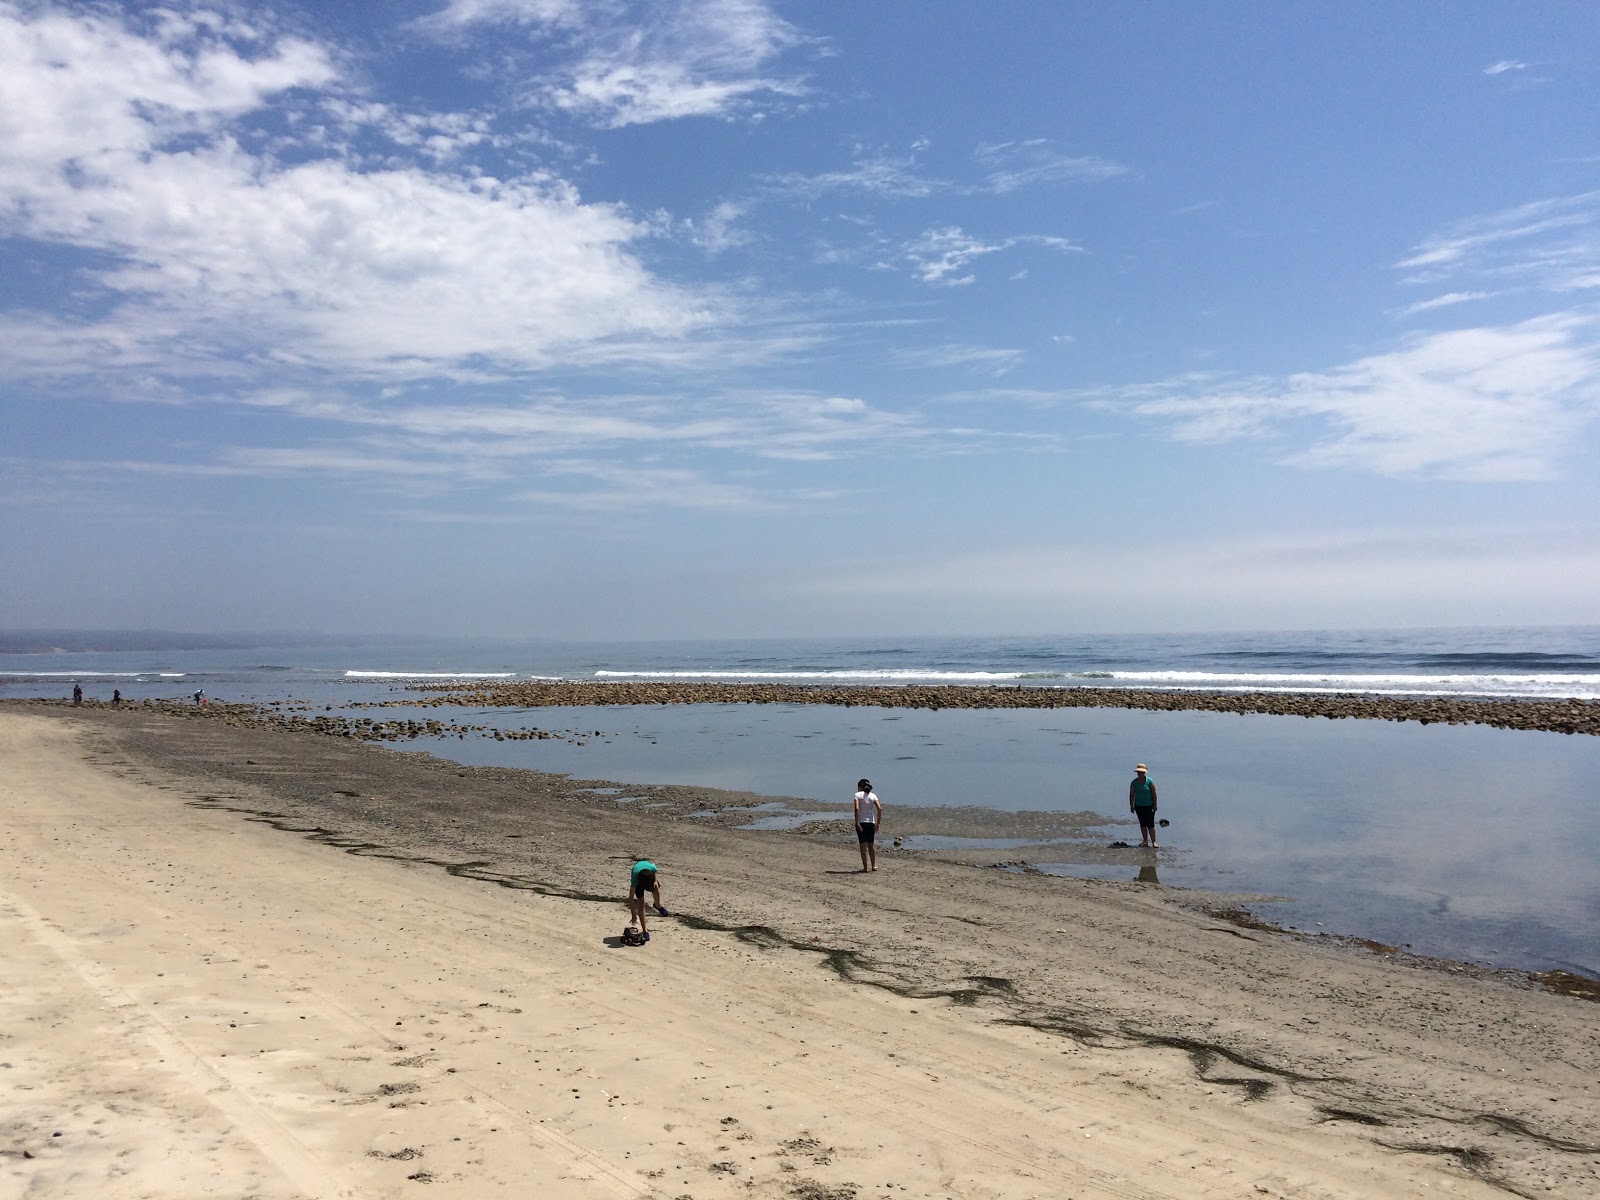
xmin=406 ymin=680 xmax=1600 ymax=736
xmin=18 ymin=681 xmax=1599 ymax=737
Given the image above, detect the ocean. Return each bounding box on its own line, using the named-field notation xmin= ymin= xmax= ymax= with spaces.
xmin=4 ymin=626 xmax=1597 ymax=977
xmin=4 ymin=625 xmax=1599 ymax=701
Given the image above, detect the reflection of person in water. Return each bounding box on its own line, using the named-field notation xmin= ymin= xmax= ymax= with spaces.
xmin=1136 ymin=861 xmax=1160 ymax=885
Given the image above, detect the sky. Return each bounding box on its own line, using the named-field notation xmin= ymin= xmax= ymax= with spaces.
xmin=2 ymin=0 xmax=1599 ymax=640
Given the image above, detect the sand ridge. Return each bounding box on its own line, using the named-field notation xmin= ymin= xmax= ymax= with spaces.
xmin=3 ymin=707 xmax=1597 ymax=1198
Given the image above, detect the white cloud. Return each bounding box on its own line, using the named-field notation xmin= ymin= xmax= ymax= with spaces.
xmin=1114 ymin=315 xmax=1600 ymax=481
xmin=764 ymin=145 xmax=944 ymax=199
xmin=424 ymin=0 xmax=809 ymax=127
xmin=972 ymin=139 xmax=1130 ymax=193
xmin=1483 ymin=59 xmax=1527 ymax=75
xmin=768 ymin=138 xmax=1127 ymax=203
xmin=690 ymin=200 xmax=752 ymax=253
xmin=236 ymin=383 xmax=926 ymax=470
xmin=0 ymin=4 xmax=714 ymax=381
xmin=11 ymin=372 xmax=978 ymax=509
xmin=511 ymin=461 xmax=782 ymax=511
xmin=903 ymin=226 xmax=1078 ymax=286
xmin=1396 ymin=291 xmax=1492 ymax=317
xmin=890 ymin=344 xmax=1023 ymax=373
xmin=421 ymin=0 xmax=589 ymax=29
xmin=1396 ymin=191 xmax=1600 ymax=293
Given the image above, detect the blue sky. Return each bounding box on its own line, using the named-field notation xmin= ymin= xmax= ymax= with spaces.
xmin=2 ymin=0 xmax=1598 ymax=638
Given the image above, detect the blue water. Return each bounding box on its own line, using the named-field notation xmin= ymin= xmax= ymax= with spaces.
xmin=3 ymin=626 xmax=1598 ymax=976
xmin=4 ymin=625 xmax=1599 ymax=700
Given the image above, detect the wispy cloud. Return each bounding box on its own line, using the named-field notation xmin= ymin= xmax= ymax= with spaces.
xmin=972 ymin=139 xmax=1130 ymax=192
xmin=421 ymin=0 xmax=588 ymax=29
xmin=890 ymin=344 xmax=1024 ymax=373
xmin=14 ymin=384 xmax=943 ymax=511
xmin=768 ymin=137 xmax=1126 ymax=202
xmin=1396 ymin=191 xmax=1600 ymax=292
xmin=764 ymin=145 xmax=945 ymax=200
xmin=1483 ymin=59 xmax=1527 ymax=76
xmin=423 ymin=0 xmax=809 ymax=127
xmin=690 ymin=200 xmax=752 ymax=252
xmin=238 ymin=386 xmax=921 ymax=458
xmin=1395 ymin=291 xmax=1492 ymax=317
xmin=903 ymin=226 xmax=1078 ymax=286
xmin=510 ymin=461 xmax=785 ymax=511
xmin=22 ymin=368 xmax=1066 ymax=510
xmin=1110 ymin=315 xmax=1600 ymax=481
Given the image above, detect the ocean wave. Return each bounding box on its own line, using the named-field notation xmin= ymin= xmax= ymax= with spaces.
xmin=0 ymin=670 xmax=189 ymax=679
xmin=593 ymin=669 xmax=1029 ymax=682
xmin=1106 ymin=670 xmax=1600 ymax=687
xmin=585 ymin=666 xmax=1599 ymax=699
xmin=344 ymin=670 xmax=520 ymax=679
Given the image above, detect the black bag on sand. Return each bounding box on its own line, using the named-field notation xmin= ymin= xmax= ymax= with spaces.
xmin=622 ymin=926 xmax=649 ymax=946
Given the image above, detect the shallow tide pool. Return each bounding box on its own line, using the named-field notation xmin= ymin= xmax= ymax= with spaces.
xmin=377 ymin=701 xmax=1599 ymax=977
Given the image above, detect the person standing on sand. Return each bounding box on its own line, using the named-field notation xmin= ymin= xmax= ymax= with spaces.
xmin=1129 ymin=763 xmax=1158 ymax=848
xmin=72 ymin=683 xmax=82 ymax=706
xmin=626 ymin=858 xmax=668 ymax=941
xmin=854 ymin=778 xmax=883 ymax=872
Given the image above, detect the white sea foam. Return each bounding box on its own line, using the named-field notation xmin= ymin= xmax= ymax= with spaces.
xmin=594 ymin=669 xmax=1028 ymax=682
xmin=0 ymin=670 xmax=148 ymax=678
xmin=1101 ymin=670 xmax=1600 ymax=698
xmin=590 ymin=667 xmax=1599 ymax=699
xmin=0 ymin=670 xmax=188 ymax=679
xmin=344 ymin=670 xmax=519 ymax=679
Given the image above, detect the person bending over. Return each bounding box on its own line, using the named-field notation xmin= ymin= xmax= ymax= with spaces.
xmin=854 ymin=778 xmax=883 ymax=872
xmin=627 ymin=858 xmax=668 ymax=940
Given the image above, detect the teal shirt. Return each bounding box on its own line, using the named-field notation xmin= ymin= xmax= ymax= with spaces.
xmin=631 ymin=860 xmax=658 ymax=887
xmin=1130 ymin=776 xmax=1156 ymax=808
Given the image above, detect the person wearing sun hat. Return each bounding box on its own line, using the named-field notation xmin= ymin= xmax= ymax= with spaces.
xmin=1129 ymin=763 xmax=1159 ymax=848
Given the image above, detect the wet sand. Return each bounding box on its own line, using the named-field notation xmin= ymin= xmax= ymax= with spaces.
xmin=3 ymin=705 xmax=1598 ymax=1198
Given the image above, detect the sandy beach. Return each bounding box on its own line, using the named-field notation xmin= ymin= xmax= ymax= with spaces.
xmin=3 ymin=706 xmax=1597 ymax=1199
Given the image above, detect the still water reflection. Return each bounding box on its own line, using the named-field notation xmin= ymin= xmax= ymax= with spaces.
xmin=389 ymin=701 xmax=1599 ymax=977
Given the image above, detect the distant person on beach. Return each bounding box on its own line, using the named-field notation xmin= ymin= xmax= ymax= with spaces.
xmin=193 ymin=689 xmax=205 ymax=706
xmin=627 ymin=858 xmax=668 ymax=941
xmin=72 ymin=683 xmax=82 ymax=705
xmin=112 ymin=689 xmax=122 ymax=705
xmin=854 ymin=778 xmax=882 ymax=872
xmin=1130 ymin=763 xmax=1158 ymax=848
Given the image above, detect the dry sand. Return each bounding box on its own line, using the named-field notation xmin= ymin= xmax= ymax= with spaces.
xmin=2 ymin=706 xmax=1597 ymax=1199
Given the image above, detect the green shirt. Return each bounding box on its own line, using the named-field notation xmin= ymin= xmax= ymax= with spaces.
xmin=1130 ymin=777 xmax=1156 ymax=807
xmin=631 ymin=860 xmax=658 ymax=887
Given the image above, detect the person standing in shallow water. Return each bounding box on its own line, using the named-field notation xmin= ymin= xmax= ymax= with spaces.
xmin=1129 ymin=763 xmax=1159 ymax=848
xmin=854 ymin=778 xmax=882 ymax=872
